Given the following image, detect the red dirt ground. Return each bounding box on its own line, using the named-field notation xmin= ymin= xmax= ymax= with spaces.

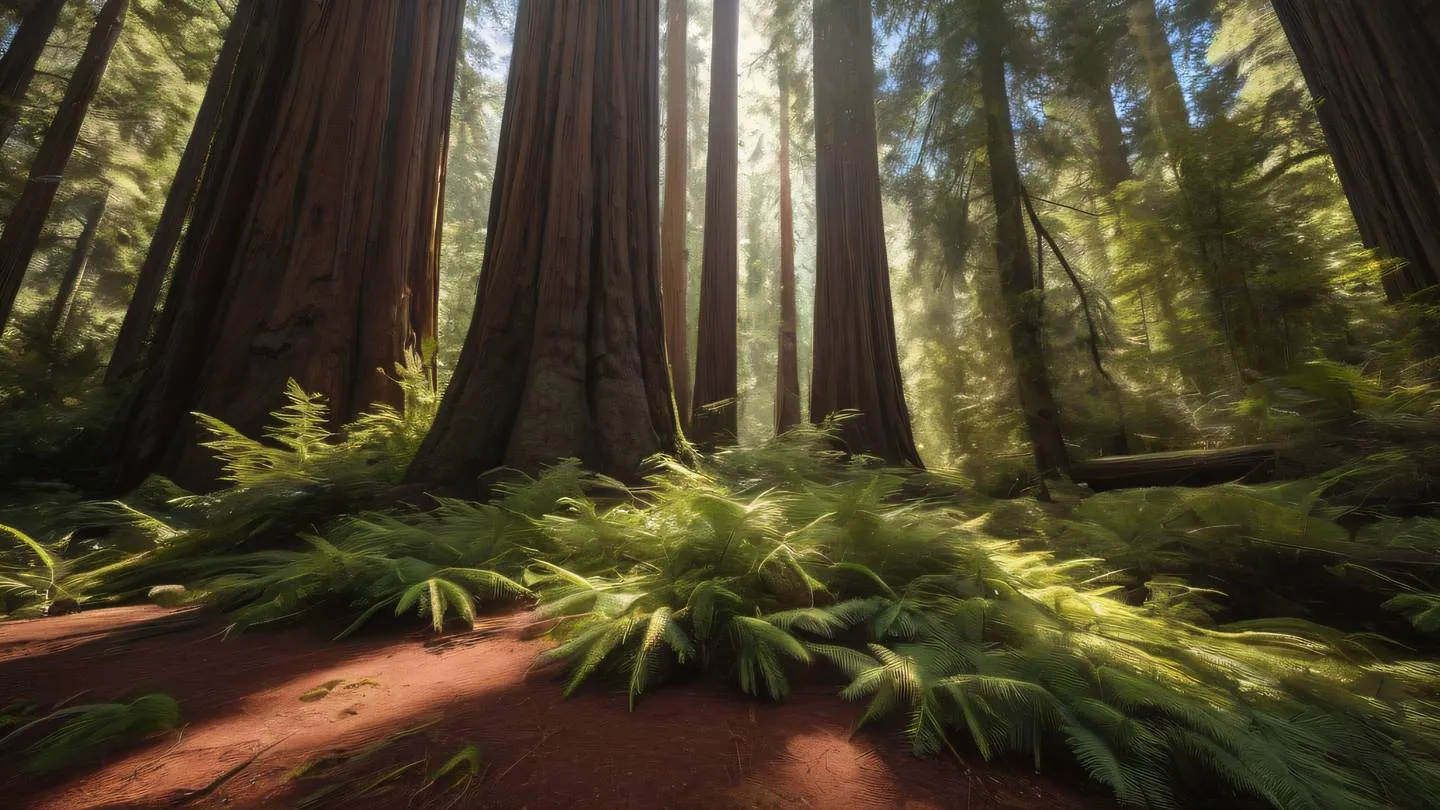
xmin=0 ymin=606 xmax=1111 ymax=809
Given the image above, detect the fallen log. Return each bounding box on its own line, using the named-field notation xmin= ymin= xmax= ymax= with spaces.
xmin=1071 ymin=444 xmax=1290 ymax=491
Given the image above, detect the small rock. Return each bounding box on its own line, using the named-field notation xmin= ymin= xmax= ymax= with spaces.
xmin=47 ymin=598 xmax=81 ymax=616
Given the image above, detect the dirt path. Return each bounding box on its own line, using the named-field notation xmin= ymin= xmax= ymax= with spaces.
xmin=0 ymin=607 xmax=1109 ymax=809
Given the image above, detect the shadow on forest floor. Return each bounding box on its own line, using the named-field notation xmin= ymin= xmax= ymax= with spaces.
xmin=0 ymin=606 xmax=1108 ymax=809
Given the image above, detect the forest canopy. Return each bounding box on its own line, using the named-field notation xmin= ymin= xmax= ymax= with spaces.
xmin=2 ymin=1 xmax=1440 ymax=808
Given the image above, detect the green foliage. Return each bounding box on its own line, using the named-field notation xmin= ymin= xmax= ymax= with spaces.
xmin=0 ymin=694 xmax=181 ymax=777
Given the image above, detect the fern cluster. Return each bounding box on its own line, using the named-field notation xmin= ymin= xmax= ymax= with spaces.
xmin=9 ymin=403 xmax=1440 ymax=806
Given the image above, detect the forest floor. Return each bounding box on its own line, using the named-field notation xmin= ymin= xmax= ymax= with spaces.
xmin=0 ymin=606 xmax=1109 ymax=810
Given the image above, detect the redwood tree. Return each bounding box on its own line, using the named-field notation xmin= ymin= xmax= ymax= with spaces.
xmin=106 ymin=0 xmax=258 ymax=385
xmin=661 ymin=0 xmax=691 ymax=426
xmin=977 ymin=0 xmax=1069 ymax=478
xmin=108 ymin=0 xmax=463 ymax=490
xmin=810 ymin=0 xmax=921 ymax=466
xmin=0 ymin=0 xmax=129 ymax=334
xmin=0 ymin=0 xmax=64 ymax=149
xmin=774 ymin=54 xmax=801 ymax=434
xmin=690 ymin=0 xmax=740 ymax=446
xmin=45 ymin=188 xmax=109 ymax=341
xmin=406 ymin=0 xmax=678 ymax=489
xmin=1272 ymin=0 xmax=1440 ymax=300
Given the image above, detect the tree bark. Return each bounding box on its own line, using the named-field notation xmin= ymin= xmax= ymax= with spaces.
xmin=107 ymin=0 xmax=462 ymax=491
xmin=1088 ymin=73 xmax=1132 ymax=194
xmin=105 ymin=0 xmax=258 ymax=386
xmin=690 ymin=0 xmax=739 ymax=447
xmin=0 ymin=0 xmax=63 ymax=149
xmin=1272 ymin=0 xmax=1440 ymax=301
xmin=0 ymin=0 xmax=128 ymax=335
xmin=977 ymin=0 xmax=1069 ymax=478
xmin=661 ymin=0 xmax=691 ymax=427
xmin=774 ymin=62 xmax=801 ymax=435
xmin=45 ymin=188 xmax=108 ymax=341
xmin=810 ymin=0 xmax=921 ymax=466
xmin=406 ymin=0 xmax=678 ymax=490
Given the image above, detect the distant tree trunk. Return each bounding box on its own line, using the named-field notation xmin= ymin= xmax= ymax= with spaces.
xmin=690 ymin=0 xmax=739 ymax=447
xmin=0 ymin=0 xmax=63 ymax=149
xmin=107 ymin=0 xmax=462 ymax=492
xmin=661 ymin=0 xmax=691 ymax=427
xmin=105 ymin=0 xmax=258 ymax=386
xmin=1088 ymin=74 xmax=1132 ymax=194
xmin=810 ymin=0 xmax=921 ymax=466
xmin=1129 ymin=0 xmax=1260 ymax=378
xmin=774 ymin=63 xmax=801 ymax=435
xmin=977 ymin=0 xmax=1069 ymax=478
xmin=1272 ymin=0 xmax=1440 ymax=301
xmin=0 ymin=0 xmax=128 ymax=335
xmin=406 ymin=0 xmax=677 ymax=489
xmin=45 ymin=188 xmax=108 ymax=341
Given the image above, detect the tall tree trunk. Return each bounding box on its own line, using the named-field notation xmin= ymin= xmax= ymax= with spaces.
xmin=45 ymin=188 xmax=108 ymax=341
xmin=661 ymin=0 xmax=691 ymax=427
xmin=0 ymin=0 xmax=63 ymax=149
xmin=406 ymin=0 xmax=677 ymax=489
xmin=1088 ymin=73 xmax=1132 ymax=194
xmin=1272 ymin=0 xmax=1440 ymax=301
xmin=977 ymin=0 xmax=1069 ymax=478
xmin=0 ymin=0 xmax=128 ymax=335
xmin=107 ymin=0 xmax=462 ymax=492
xmin=690 ymin=0 xmax=739 ymax=447
xmin=105 ymin=0 xmax=258 ymax=386
xmin=774 ymin=62 xmax=801 ymax=435
xmin=1129 ymin=0 xmax=1257 ymax=378
xmin=810 ymin=0 xmax=921 ymax=466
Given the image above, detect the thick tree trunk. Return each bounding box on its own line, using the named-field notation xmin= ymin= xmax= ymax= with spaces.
xmin=406 ymin=0 xmax=677 ymax=489
xmin=661 ymin=0 xmax=691 ymax=428
xmin=977 ymin=0 xmax=1069 ymax=478
xmin=45 ymin=189 xmax=108 ymax=341
xmin=690 ymin=0 xmax=739 ymax=447
xmin=108 ymin=0 xmax=462 ymax=491
xmin=1272 ymin=0 xmax=1440 ymax=301
xmin=810 ymin=0 xmax=921 ymax=467
xmin=105 ymin=0 xmax=258 ymax=386
xmin=0 ymin=0 xmax=63 ymax=149
xmin=0 ymin=0 xmax=128 ymax=334
xmin=774 ymin=64 xmax=801 ymax=435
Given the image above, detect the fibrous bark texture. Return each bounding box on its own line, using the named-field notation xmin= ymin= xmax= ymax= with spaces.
xmin=810 ymin=0 xmax=921 ymax=466
xmin=0 ymin=0 xmax=64 ymax=149
xmin=690 ymin=0 xmax=739 ymax=447
xmin=0 ymin=0 xmax=128 ymax=334
xmin=774 ymin=63 xmax=801 ymax=435
xmin=661 ymin=0 xmax=691 ymax=426
xmin=109 ymin=0 xmax=462 ymax=491
xmin=1272 ymin=0 xmax=1440 ymax=300
xmin=406 ymin=0 xmax=678 ymax=490
xmin=106 ymin=0 xmax=258 ymax=386
xmin=977 ymin=0 xmax=1070 ymax=478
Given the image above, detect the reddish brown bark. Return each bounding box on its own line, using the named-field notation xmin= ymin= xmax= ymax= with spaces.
xmin=1272 ymin=0 xmax=1440 ymax=300
xmin=774 ymin=63 xmax=801 ymax=435
xmin=810 ymin=0 xmax=921 ymax=466
xmin=690 ymin=0 xmax=739 ymax=447
xmin=108 ymin=0 xmax=462 ymax=491
xmin=406 ymin=0 xmax=677 ymax=489
xmin=977 ymin=0 xmax=1069 ymax=478
xmin=105 ymin=0 xmax=258 ymax=386
xmin=45 ymin=188 xmax=108 ymax=341
xmin=661 ymin=0 xmax=691 ymax=428
xmin=0 ymin=0 xmax=63 ymax=149
xmin=0 ymin=0 xmax=128 ymax=334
